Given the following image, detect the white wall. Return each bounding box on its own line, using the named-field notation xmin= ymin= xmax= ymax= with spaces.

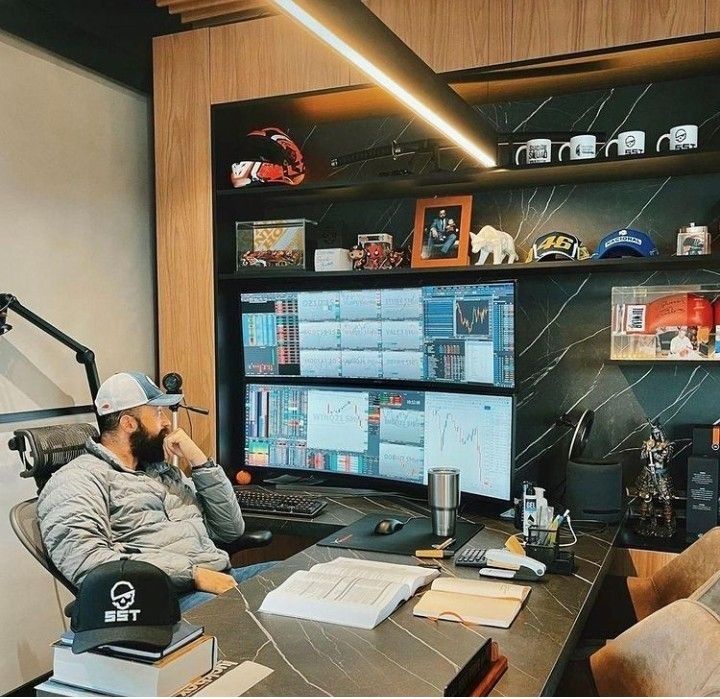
xmin=0 ymin=30 xmax=155 ymax=692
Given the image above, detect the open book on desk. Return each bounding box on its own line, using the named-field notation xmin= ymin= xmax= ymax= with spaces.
xmin=259 ymin=557 xmax=440 ymax=629
xmin=413 ymin=578 xmax=531 ymax=628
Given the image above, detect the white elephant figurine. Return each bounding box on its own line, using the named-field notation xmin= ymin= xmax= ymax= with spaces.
xmin=469 ymin=225 xmax=519 ymax=265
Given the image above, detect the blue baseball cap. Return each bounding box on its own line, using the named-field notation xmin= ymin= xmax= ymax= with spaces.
xmin=95 ymin=372 xmax=182 ymax=416
xmin=594 ymin=228 xmax=659 ymax=259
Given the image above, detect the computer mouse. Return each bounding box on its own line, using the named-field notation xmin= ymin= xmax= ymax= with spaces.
xmin=374 ymin=518 xmax=405 ymax=535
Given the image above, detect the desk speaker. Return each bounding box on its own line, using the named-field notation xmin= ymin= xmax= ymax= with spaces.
xmin=565 ymin=458 xmax=622 ymax=524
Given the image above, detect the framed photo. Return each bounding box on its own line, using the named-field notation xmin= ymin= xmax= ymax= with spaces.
xmin=411 ymin=196 xmax=472 ymax=268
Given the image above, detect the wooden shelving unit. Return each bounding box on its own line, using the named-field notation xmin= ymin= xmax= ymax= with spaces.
xmin=608 ymin=359 xmax=720 ymax=364
xmin=216 ymin=150 xmax=720 ymax=206
xmin=219 ymin=253 xmax=720 ymax=284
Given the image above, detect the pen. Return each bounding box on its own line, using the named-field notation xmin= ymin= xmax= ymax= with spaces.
xmin=432 ymin=537 xmax=455 ymax=550
xmin=549 ymin=510 xmax=570 ymax=545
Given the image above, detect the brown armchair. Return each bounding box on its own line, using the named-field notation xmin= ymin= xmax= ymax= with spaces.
xmin=590 ymin=569 xmax=720 ymax=696
xmin=626 ymin=527 xmax=720 ymax=622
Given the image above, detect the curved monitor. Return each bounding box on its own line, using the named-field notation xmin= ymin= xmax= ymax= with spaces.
xmin=245 ymin=383 xmax=513 ymax=501
xmin=240 ymin=282 xmax=514 ymax=388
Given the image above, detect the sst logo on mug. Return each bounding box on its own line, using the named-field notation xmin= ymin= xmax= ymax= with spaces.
xmin=657 ymin=124 xmax=698 ymax=152
xmin=515 ymin=138 xmax=552 ymax=165
xmin=605 ymin=130 xmax=645 ymax=157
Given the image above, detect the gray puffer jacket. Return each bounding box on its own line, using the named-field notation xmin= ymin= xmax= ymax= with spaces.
xmin=37 ymin=440 xmax=245 ymax=591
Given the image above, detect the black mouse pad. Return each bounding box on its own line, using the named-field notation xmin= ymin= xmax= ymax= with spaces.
xmin=316 ymin=513 xmax=483 ymax=555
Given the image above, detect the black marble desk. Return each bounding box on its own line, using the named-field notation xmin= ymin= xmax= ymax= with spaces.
xmin=185 ymin=494 xmax=618 ymax=697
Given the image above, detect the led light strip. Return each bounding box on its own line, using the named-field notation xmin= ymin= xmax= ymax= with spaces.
xmin=273 ymin=0 xmax=496 ymax=168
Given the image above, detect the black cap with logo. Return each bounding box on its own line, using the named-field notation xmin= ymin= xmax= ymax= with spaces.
xmin=70 ymin=559 xmax=180 ymax=655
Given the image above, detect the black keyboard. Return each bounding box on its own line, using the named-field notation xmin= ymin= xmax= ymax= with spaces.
xmin=234 ymin=488 xmax=327 ymax=519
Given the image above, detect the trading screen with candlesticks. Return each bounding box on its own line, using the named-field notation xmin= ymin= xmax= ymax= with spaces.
xmin=245 ymin=384 xmax=513 ymax=500
xmin=241 ymin=282 xmax=514 ymax=388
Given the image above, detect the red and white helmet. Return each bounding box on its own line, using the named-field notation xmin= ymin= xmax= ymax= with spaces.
xmin=230 ymin=127 xmax=306 ymax=188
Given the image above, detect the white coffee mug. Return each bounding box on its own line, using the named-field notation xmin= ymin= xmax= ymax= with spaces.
xmin=604 ymin=130 xmax=645 ymax=157
xmin=515 ymin=138 xmax=552 ymax=165
xmin=656 ymin=124 xmax=698 ymax=152
xmin=559 ymin=134 xmax=597 ymax=161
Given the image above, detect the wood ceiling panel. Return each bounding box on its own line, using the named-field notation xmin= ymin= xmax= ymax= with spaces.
xmin=179 ymin=2 xmax=270 ymax=22
xmin=166 ymin=0 xmax=258 ymax=14
xmin=512 ymin=0 xmax=706 ymax=62
xmin=210 ymin=15 xmax=351 ymax=103
xmin=364 ymin=0 xmax=511 ymax=73
xmin=157 ymin=0 xmax=273 ymax=17
xmin=707 ymin=0 xmax=720 ymax=31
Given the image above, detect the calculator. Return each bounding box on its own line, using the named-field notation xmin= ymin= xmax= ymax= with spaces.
xmin=454 ymin=547 xmax=489 ymax=567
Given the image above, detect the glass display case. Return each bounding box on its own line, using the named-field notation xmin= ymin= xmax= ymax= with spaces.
xmin=611 ymin=284 xmax=720 ymax=360
xmin=236 ymin=218 xmax=313 ymax=271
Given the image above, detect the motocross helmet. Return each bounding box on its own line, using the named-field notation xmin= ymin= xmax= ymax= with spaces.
xmin=230 ymin=127 xmax=306 ymax=188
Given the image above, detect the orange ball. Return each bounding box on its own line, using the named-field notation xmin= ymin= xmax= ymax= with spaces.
xmin=235 ymin=470 xmax=252 ymax=485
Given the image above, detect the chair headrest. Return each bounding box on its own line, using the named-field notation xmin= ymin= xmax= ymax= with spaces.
xmin=9 ymin=423 xmax=99 ymax=492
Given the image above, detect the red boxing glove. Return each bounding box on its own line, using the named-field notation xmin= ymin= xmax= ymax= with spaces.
xmin=644 ymin=293 xmax=713 ymax=333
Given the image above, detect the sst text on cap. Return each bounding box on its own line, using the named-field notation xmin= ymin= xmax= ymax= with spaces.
xmin=94 ymin=372 xmax=183 ymax=416
xmin=71 ymin=560 xmax=180 ymax=654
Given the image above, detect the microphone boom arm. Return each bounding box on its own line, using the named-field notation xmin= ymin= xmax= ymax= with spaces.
xmin=0 ymin=293 xmax=100 ymax=402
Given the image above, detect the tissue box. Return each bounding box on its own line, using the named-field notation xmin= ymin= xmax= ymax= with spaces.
xmin=314 ymin=248 xmax=352 ymax=271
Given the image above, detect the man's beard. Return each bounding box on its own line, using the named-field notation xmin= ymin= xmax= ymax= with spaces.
xmin=130 ymin=423 xmax=169 ymax=464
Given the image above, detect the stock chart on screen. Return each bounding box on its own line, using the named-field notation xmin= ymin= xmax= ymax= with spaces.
xmin=245 ymin=384 xmax=512 ymax=500
xmin=241 ymin=283 xmax=514 ymax=388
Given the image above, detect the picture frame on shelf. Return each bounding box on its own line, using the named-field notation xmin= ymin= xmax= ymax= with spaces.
xmin=411 ymin=195 xmax=472 ymax=268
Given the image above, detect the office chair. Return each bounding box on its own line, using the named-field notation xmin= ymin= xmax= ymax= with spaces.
xmin=8 ymin=422 xmax=272 ymax=611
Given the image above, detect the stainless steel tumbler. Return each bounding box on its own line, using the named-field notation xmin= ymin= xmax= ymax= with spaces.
xmin=428 ymin=468 xmax=460 ymax=536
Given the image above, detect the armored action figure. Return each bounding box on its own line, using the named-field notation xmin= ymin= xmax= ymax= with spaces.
xmin=635 ymin=420 xmax=676 ymax=537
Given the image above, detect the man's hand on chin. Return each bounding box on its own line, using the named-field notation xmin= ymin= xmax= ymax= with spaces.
xmin=163 ymin=428 xmax=208 ymax=468
xmin=193 ymin=567 xmax=236 ymax=594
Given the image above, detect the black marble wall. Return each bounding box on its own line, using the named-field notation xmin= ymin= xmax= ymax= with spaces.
xmin=215 ymin=74 xmax=720 ymax=497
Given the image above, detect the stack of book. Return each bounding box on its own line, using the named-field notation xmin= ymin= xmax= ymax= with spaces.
xmin=39 ymin=620 xmax=217 ymax=696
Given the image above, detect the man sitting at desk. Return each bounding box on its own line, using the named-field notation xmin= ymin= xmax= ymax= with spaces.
xmin=38 ymin=371 xmax=273 ymax=611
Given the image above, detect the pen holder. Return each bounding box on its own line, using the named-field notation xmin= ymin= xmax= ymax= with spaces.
xmin=525 ymin=526 xmax=576 ymax=575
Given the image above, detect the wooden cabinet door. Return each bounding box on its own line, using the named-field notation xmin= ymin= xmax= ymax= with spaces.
xmin=210 ymin=16 xmax=352 ymax=104
xmin=364 ymin=0 xmax=512 ymax=74
xmin=512 ymin=0 xmax=705 ymax=63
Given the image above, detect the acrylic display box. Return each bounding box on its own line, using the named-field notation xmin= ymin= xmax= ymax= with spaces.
xmin=611 ymin=284 xmax=720 ymax=360
xmin=236 ymin=218 xmax=314 ymax=271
